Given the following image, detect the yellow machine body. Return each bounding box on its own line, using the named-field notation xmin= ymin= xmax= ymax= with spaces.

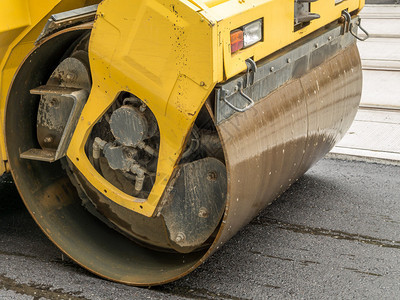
xmin=1 ymin=0 xmax=364 ymax=216
xmin=0 ymin=0 xmax=100 ymax=174
xmin=1 ymin=0 xmax=365 ymax=286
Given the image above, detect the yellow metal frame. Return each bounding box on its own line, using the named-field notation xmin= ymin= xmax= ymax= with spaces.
xmin=0 ymin=0 xmax=101 ymax=175
xmin=1 ymin=0 xmax=364 ymax=216
xmin=67 ymin=0 xmax=364 ymax=217
xmin=209 ymin=0 xmax=364 ymax=78
xmin=67 ymin=0 xmax=222 ymax=216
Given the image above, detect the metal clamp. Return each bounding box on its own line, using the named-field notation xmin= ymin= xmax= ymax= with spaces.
xmin=215 ymin=58 xmax=257 ymax=115
xmin=36 ymin=5 xmax=98 ymax=44
xmin=245 ymin=58 xmax=257 ymax=88
xmin=350 ymin=18 xmax=369 ymax=41
xmin=20 ymin=87 xmax=88 ymax=162
xmin=341 ymin=10 xmax=369 ymax=41
xmin=221 ymin=81 xmax=255 ymax=112
xmin=341 ymin=10 xmax=351 ymax=34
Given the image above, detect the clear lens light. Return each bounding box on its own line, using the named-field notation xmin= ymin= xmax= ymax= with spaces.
xmin=243 ymin=19 xmax=262 ymax=47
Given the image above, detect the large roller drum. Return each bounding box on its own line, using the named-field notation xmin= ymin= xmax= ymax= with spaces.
xmin=5 ymin=18 xmax=362 ymax=285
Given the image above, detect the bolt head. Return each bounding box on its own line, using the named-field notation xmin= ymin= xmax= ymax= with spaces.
xmin=49 ymin=98 xmax=59 ymax=108
xmin=207 ymin=171 xmax=218 ymax=181
xmin=175 ymin=232 xmax=186 ymax=243
xmin=43 ymin=136 xmax=54 ymax=144
xmin=198 ymin=207 xmax=209 ymax=218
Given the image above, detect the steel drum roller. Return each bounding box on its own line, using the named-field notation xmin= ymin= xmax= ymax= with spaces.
xmin=5 ymin=23 xmax=362 ymax=286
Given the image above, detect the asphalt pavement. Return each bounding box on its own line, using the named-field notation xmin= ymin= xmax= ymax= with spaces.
xmin=1 ymin=158 xmax=399 ymax=299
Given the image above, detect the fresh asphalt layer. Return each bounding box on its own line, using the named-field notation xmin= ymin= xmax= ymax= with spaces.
xmin=0 ymin=158 xmax=399 ymax=299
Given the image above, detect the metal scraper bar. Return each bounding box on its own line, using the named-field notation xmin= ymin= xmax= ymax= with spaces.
xmin=215 ymin=17 xmax=359 ymax=124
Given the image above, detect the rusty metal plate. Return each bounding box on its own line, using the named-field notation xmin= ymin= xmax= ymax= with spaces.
xmin=161 ymin=157 xmax=227 ymax=252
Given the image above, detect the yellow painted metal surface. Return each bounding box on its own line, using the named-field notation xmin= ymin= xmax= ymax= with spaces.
xmin=67 ymin=0 xmax=364 ymax=217
xmin=1 ymin=0 xmax=364 ymax=214
xmin=201 ymin=0 xmax=364 ymax=78
xmin=67 ymin=0 xmax=223 ymax=217
xmin=0 ymin=0 xmax=101 ymax=176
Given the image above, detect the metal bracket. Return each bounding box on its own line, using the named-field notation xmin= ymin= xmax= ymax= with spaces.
xmin=294 ymin=0 xmax=321 ymax=26
xmin=341 ymin=10 xmax=368 ymax=41
xmin=341 ymin=10 xmax=351 ymax=33
xmin=245 ymin=58 xmax=257 ymax=88
xmin=341 ymin=10 xmax=352 ymax=34
xmin=220 ymin=81 xmax=255 ymax=113
xmin=20 ymin=87 xmax=88 ymax=162
xmin=216 ymin=58 xmax=257 ymax=113
xmin=36 ymin=5 xmax=98 ymax=45
xmin=350 ymin=18 xmax=369 ymax=41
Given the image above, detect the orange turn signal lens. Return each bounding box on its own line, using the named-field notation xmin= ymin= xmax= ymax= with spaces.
xmin=230 ymin=29 xmax=244 ymax=53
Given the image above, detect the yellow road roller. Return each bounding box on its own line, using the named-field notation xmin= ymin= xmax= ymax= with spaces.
xmin=0 ymin=0 xmax=366 ymax=285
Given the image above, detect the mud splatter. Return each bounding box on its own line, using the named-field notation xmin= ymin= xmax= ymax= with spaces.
xmin=0 ymin=274 xmax=88 ymax=300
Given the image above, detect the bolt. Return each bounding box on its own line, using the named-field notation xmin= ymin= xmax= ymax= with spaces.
xmin=43 ymin=136 xmax=54 ymax=144
xmin=198 ymin=207 xmax=209 ymax=218
xmin=139 ymin=104 xmax=147 ymax=112
xmin=200 ymin=81 xmax=206 ymax=87
xmin=207 ymin=171 xmax=217 ymax=181
xmin=270 ymin=67 xmax=275 ymax=72
xmin=175 ymin=232 xmax=186 ymax=243
xmin=314 ymin=43 xmax=319 ymax=48
xmin=287 ymin=58 xmax=292 ymax=63
xmin=49 ymin=98 xmax=59 ymax=107
xmin=328 ymin=36 xmax=332 ymax=41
